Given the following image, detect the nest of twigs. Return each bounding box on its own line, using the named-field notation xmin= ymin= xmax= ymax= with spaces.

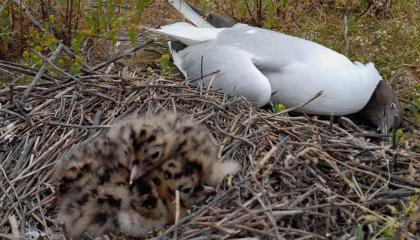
xmin=0 ymin=36 xmax=419 ymax=240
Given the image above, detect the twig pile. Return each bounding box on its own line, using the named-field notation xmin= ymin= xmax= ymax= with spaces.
xmin=0 ymin=39 xmax=419 ymax=240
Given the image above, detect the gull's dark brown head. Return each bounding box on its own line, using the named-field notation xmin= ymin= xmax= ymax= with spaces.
xmin=358 ymin=80 xmax=403 ymax=134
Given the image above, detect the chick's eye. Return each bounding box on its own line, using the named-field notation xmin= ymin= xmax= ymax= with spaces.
xmin=149 ymin=150 xmax=161 ymax=160
xmin=181 ymin=187 xmax=192 ymax=194
xmin=193 ymin=185 xmax=204 ymax=193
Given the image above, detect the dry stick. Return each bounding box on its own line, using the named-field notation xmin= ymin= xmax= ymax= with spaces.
xmin=154 ymin=185 xmax=241 ymax=240
xmin=244 ymin=91 xmax=324 ymax=134
xmin=0 ymin=109 xmax=26 ymax=121
xmin=29 ymin=48 xmax=81 ymax=83
xmin=35 ymin=179 xmax=52 ymax=238
xmin=343 ymin=15 xmax=349 ymax=56
xmin=196 ymin=222 xmax=239 ymax=235
xmin=339 ymin=116 xmax=364 ymax=132
xmin=234 ymin=224 xmax=277 ymax=238
xmin=255 ymin=194 xmax=282 ymax=240
xmin=61 ymin=44 xmax=96 ymax=74
xmin=251 ymin=136 xmax=288 ymax=177
xmin=277 ymin=227 xmax=327 ymax=240
xmin=289 ymin=186 xmax=318 ymax=207
xmin=214 ymin=124 xmax=254 ymax=147
xmin=11 ymin=129 xmax=75 ymax=183
xmin=0 ymin=164 xmax=21 ymax=216
xmin=354 ymin=163 xmax=420 ymax=188
xmin=91 ymin=39 xmax=154 ymax=71
xmin=354 ymin=132 xmax=389 ymax=138
xmin=200 ymin=56 xmax=204 ymax=82
xmin=317 ymin=184 xmax=400 ymax=225
xmin=272 ymin=90 xmax=324 ymax=116
xmin=324 ymin=150 xmax=417 ymax=190
xmin=7 ymin=215 xmax=19 ymax=237
xmin=22 ymin=43 xmax=64 ymax=101
xmin=10 ymin=0 xmax=45 ymax=32
xmin=0 ymin=60 xmax=43 ymax=73
xmin=190 ymin=69 xmax=221 ymax=83
xmin=29 ymin=86 xmax=74 ymax=115
xmin=216 ymin=193 xmax=262 ymax=225
xmin=0 ymin=61 xmax=53 ymax=80
xmin=174 ymin=190 xmax=181 ymax=239
xmin=9 ymin=84 xmax=14 ymax=104
xmin=0 ymin=233 xmax=25 ymax=240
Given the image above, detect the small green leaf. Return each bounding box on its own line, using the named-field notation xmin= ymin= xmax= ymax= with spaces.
xmin=154 ymin=229 xmax=163 ymax=237
xmin=274 ymin=104 xmax=286 ymax=112
xmin=70 ymin=63 xmax=81 ymax=75
xmin=415 ymin=97 xmax=420 ymax=107
xmin=48 ymin=14 xmax=55 ymax=22
xmin=159 ymin=54 xmax=175 ymax=75
xmin=22 ymin=50 xmax=30 ymax=59
xmin=318 ymin=159 xmax=331 ymax=168
xmin=358 ymin=214 xmax=379 ymax=223
xmin=380 ymin=223 xmax=396 ymax=238
xmin=415 ymin=83 xmax=420 ymax=91
xmin=161 ymin=54 xmax=171 ymax=61
xmin=386 ymin=205 xmax=398 ymax=215
xmin=34 ymin=45 xmax=43 ymax=52
xmin=128 ymin=24 xmax=137 ymax=44
xmin=75 ymin=55 xmax=82 ymax=65
xmin=395 ymin=128 xmax=404 ymax=143
xmin=57 ymin=58 xmax=65 ymax=67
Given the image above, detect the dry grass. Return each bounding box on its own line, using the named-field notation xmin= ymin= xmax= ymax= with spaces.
xmin=0 ymin=0 xmax=420 ymax=239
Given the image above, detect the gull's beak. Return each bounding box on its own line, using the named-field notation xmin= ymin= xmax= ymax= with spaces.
xmin=378 ymin=107 xmax=389 ymax=134
xmin=379 ymin=119 xmax=388 ymax=134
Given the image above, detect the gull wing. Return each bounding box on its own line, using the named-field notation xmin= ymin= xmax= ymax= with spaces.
xmin=169 ymin=41 xmax=272 ymax=106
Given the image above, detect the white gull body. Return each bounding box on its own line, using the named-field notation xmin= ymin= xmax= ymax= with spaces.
xmin=152 ymin=21 xmax=382 ymax=115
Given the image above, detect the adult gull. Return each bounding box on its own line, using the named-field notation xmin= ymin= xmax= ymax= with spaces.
xmin=150 ymin=0 xmax=402 ymax=133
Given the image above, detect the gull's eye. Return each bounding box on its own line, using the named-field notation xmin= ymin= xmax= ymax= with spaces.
xmin=390 ymin=103 xmax=396 ymax=110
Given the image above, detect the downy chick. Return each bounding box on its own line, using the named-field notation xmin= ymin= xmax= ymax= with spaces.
xmin=53 ymin=113 xmax=239 ymax=239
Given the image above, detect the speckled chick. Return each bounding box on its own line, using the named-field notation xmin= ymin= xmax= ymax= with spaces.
xmin=53 ymin=113 xmax=239 ymax=239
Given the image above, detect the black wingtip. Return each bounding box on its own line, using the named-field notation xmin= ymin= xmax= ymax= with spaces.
xmin=169 ymin=40 xmax=188 ymax=52
xmin=187 ymin=3 xmax=235 ymax=28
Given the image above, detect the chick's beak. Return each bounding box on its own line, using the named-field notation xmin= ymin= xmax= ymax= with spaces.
xmin=199 ymin=186 xmax=216 ymax=197
xmin=129 ymin=165 xmax=143 ymax=185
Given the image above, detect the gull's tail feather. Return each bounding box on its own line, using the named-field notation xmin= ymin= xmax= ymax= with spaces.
xmin=167 ymin=0 xmax=212 ymax=28
xmin=168 ymin=0 xmax=235 ymax=28
xmin=148 ymin=22 xmax=223 ymax=46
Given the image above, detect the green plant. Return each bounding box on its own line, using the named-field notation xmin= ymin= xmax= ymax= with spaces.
xmin=128 ymin=24 xmax=137 ymax=45
xmin=159 ymin=53 xmax=176 ymax=75
xmin=0 ymin=0 xmax=154 ymax=82
xmin=272 ymin=103 xmax=286 ymax=113
xmin=136 ymin=0 xmax=153 ymax=18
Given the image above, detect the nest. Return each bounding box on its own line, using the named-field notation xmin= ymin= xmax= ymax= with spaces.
xmin=0 ymin=38 xmax=419 ymax=240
